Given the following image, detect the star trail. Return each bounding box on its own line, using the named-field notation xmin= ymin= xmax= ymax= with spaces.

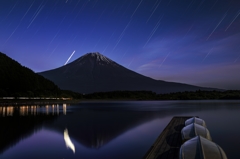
xmin=0 ymin=0 xmax=240 ymax=89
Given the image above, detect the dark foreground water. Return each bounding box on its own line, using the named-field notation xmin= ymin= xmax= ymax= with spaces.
xmin=0 ymin=100 xmax=240 ymax=159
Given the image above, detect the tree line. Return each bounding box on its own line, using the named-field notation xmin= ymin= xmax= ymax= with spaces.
xmin=82 ymin=90 xmax=240 ymax=100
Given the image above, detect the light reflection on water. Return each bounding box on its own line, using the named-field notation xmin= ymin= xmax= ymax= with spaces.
xmin=64 ymin=128 xmax=75 ymax=153
xmin=0 ymin=106 xmax=14 ymax=116
xmin=0 ymin=100 xmax=240 ymax=159
xmin=0 ymin=104 xmax=69 ymax=116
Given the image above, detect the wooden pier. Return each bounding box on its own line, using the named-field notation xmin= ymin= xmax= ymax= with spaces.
xmin=143 ymin=116 xmax=193 ymax=159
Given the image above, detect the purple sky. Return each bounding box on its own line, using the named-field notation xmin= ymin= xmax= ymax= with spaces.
xmin=1 ymin=0 xmax=240 ymax=90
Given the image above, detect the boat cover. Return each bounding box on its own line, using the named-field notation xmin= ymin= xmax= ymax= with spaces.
xmin=185 ymin=117 xmax=206 ymax=127
xmin=181 ymin=123 xmax=212 ymax=141
xmin=179 ymin=136 xmax=227 ymax=159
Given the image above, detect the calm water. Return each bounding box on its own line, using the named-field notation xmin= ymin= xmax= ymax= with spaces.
xmin=0 ymin=100 xmax=240 ymax=159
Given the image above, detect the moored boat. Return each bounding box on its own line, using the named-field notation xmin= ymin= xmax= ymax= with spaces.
xmin=185 ymin=117 xmax=206 ymax=127
xmin=179 ymin=136 xmax=227 ymax=159
xmin=181 ymin=123 xmax=212 ymax=142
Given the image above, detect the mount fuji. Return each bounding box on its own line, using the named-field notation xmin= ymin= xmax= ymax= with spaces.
xmin=39 ymin=52 xmax=216 ymax=94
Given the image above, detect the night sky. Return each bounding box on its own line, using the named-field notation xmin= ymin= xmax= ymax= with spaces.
xmin=1 ymin=0 xmax=240 ymax=90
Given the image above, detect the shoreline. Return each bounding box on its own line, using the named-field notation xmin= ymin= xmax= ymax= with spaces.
xmin=0 ymin=99 xmax=151 ymax=106
xmin=0 ymin=99 xmax=81 ymax=106
xmin=1 ymin=98 xmax=240 ymax=106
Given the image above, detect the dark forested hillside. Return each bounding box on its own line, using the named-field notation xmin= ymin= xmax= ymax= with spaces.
xmin=0 ymin=52 xmax=60 ymax=97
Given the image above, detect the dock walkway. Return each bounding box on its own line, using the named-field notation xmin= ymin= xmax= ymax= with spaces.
xmin=144 ymin=116 xmax=192 ymax=159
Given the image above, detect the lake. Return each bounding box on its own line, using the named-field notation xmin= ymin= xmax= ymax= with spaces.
xmin=0 ymin=100 xmax=240 ymax=159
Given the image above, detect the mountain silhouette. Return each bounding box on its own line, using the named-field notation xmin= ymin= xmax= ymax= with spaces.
xmin=0 ymin=52 xmax=60 ymax=97
xmin=39 ymin=52 xmax=216 ymax=94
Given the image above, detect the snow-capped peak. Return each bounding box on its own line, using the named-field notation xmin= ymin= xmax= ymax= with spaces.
xmin=87 ymin=52 xmax=113 ymax=63
xmin=75 ymin=52 xmax=116 ymax=65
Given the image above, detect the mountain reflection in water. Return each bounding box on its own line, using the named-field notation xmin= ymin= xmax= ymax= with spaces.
xmin=0 ymin=101 xmax=240 ymax=159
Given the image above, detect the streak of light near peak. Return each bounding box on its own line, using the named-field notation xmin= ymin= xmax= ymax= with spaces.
xmin=64 ymin=50 xmax=76 ymax=65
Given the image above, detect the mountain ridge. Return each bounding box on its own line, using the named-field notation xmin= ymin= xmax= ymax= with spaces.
xmin=39 ymin=52 xmax=218 ymax=94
